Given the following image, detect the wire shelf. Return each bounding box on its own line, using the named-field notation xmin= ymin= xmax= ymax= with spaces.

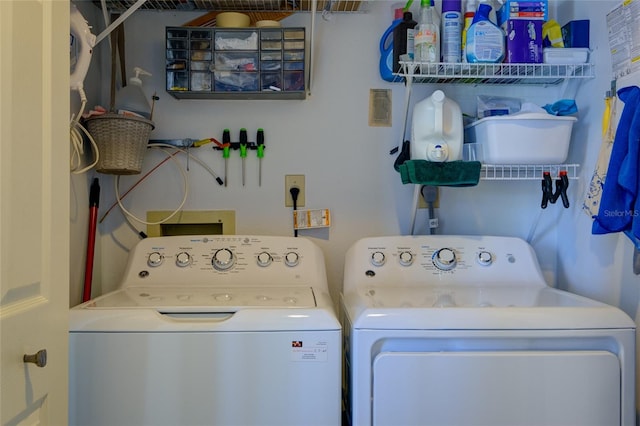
xmin=94 ymin=0 xmax=367 ymax=12
xmin=397 ymin=62 xmax=595 ymax=85
xmin=480 ymin=164 xmax=580 ymax=181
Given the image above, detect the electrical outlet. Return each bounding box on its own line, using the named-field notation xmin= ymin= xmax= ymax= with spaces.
xmin=418 ymin=186 xmax=439 ymax=209
xmin=285 ymin=175 xmax=305 ymax=207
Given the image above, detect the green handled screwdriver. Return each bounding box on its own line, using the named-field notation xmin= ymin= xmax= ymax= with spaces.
xmin=222 ymin=128 xmax=231 ymax=187
xmin=239 ymin=128 xmax=248 ymax=186
xmin=256 ymin=128 xmax=265 ymax=186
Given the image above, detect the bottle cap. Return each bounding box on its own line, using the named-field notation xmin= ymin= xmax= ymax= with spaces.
xmin=442 ymin=0 xmax=461 ymax=12
xmin=471 ymin=3 xmax=491 ymax=23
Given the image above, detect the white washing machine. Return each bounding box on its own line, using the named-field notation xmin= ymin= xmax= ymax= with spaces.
xmin=69 ymin=235 xmax=341 ymax=426
xmin=341 ymin=235 xmax=635 ymax=426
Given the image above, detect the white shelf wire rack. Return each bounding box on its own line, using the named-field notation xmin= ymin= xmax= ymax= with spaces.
xmin=94 ymin=0 xmax=367 ymax=12
xmin=397 ymin=61 xmax=595 ymax=85
xmin=480 ymin=164 xmax=579 ymax=180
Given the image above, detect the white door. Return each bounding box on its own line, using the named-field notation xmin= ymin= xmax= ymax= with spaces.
xmin=0 ymin=1 xmax=70 ymax=425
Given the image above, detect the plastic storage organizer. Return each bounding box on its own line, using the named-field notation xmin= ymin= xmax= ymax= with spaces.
xmin=464 ymin=112 xmax=577 ymax=165
xmin=166 ymin=26 xmax=306 ymax=99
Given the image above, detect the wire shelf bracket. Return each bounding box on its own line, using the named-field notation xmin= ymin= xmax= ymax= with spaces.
xmin=480 ymin=164 xmax=580 ymax=181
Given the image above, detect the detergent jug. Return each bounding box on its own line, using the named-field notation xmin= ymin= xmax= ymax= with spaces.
xmin=411 ymin=90 xmax=463 ymax=162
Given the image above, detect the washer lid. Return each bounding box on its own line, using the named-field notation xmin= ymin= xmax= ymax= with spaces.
xmin=82 ymin=286 xmax=317 ymax=311
xmin=343 ymin=286 xmax=636 ymax=330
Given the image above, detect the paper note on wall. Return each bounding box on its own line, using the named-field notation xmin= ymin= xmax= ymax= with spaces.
xmin=607 ymin=0 xmax=640 ymax=79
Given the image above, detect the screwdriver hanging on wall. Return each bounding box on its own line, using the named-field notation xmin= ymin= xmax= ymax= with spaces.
xmin=257 ymin=129 xmax=265 ymax=187
xmin=240 ymin=128 xmax=248 ymax=186
xmin=222 ymin=129 xmax=231 ymax=187
xmin=213 ymin=128 xmax=264 ymax=187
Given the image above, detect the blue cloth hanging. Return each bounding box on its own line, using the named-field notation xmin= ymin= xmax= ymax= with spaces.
xmin=592 ymin=86 xmax=640 ymax=236
xmin=542 ymin=99 xmax=578 ymax=116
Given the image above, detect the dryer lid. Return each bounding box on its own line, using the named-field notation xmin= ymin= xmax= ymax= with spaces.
xmin=343 ymin=286 xmax=636 ymax=330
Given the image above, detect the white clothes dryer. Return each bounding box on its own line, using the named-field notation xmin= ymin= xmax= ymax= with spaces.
xmin=69 ymin=235 xmax=341 ymax=426
xmin=341 ymin=235 xmax=635 ymax=426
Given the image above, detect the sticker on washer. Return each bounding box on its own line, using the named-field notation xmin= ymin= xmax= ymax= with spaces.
xmin=291 ymin=340 xmax=328 ymax=362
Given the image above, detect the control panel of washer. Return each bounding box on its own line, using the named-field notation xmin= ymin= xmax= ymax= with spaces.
xmin=345 ymin=235 xmax=546 ymax=288
xmin=120 ymin=235 xmax=326 ymax=288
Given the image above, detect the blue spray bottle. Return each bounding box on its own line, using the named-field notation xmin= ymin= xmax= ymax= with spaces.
xmin=465 ymin=3 xmax=505 ymax=63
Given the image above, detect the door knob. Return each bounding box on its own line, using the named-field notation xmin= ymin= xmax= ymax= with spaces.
xmin=23 ymin=349 xmax=47 ymax=367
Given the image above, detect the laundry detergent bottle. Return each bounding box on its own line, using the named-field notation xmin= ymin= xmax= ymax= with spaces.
xmin=411 ymin=90 xmax=463 ymax=162
xmin=115 ymin=67 xmax=153 ymax=119
xmin=379 ymin=7 xmax=404 ymax=81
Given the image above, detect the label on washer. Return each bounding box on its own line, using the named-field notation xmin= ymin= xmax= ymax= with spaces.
xmin=290 ymin=340 xmax=328 ymax=362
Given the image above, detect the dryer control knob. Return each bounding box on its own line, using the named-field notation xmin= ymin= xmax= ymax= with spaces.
xmin=147 ymin=252 xmax=164 ymax=267
xmin=257 ymin=251 xmax=273 ymax=267
xmin=212 ymin=248 xmax=235 ymax=271
xmin=399 ymin=251 xmax=414 ymax=266
xmin=284 ymin=251 xmax=300 ymax=267
xmin=371 ymin=251 xmax=386 ymax=267
xmin=433 ymin=248 xmax=457 ymax=271
xmin=176 ymin=252 xmax=192 ymax=267
xmin=477 ymin=251 xmax=493 ymax=266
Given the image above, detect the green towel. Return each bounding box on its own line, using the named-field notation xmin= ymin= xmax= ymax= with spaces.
xmin=398 ymin=160 xmax=482 ymax=187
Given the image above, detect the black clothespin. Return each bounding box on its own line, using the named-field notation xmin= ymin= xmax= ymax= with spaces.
xmin=541 ymin=172 xmax=553 ymax=209
xmin=553 ymin=170 xmax=570 ymax=208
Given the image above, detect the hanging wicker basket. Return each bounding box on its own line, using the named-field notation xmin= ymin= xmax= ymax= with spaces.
xmin=86 ymin=113 xmax=155 ymax=175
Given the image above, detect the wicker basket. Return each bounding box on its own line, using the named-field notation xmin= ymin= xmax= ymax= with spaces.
xmin=86 ymin=113 xmax=155 ymax=175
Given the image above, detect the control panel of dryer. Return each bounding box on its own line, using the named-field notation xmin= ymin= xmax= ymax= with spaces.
xmin=343 ymin=235 xmax=547 ymax=289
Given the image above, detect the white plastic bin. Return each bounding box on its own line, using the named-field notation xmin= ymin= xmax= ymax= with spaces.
xmin=464 ymin=112 xmax=577 ymax=164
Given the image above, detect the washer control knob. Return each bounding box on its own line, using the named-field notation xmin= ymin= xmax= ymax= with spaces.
xmin=175 ymin=252 xmax=191 ymax=267
xmin=477 ymin=251 xmax=493 ymax=266
xmin=212 ymin=248 xmax=235 ymax=271
xmin=371 ymin=251 xmax=386 ymax=267
xmin=398 ymin=251 xmax=414 ymax=266
xmin=257 ymin=251 xmax=273 ymax=267
xmin=147 ymin=252 xmax=164 ymax=267
xmin=284 ymin=251 xmax=300 ymax=267
xmin=433 ymin=248 xmax=457 ymax=271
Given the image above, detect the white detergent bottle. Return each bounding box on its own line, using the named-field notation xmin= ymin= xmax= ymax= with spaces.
xmin=411 ymin=90 xmax=463 ymax=162
xmin=115 ymin=67 xmax=152 ymax=119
